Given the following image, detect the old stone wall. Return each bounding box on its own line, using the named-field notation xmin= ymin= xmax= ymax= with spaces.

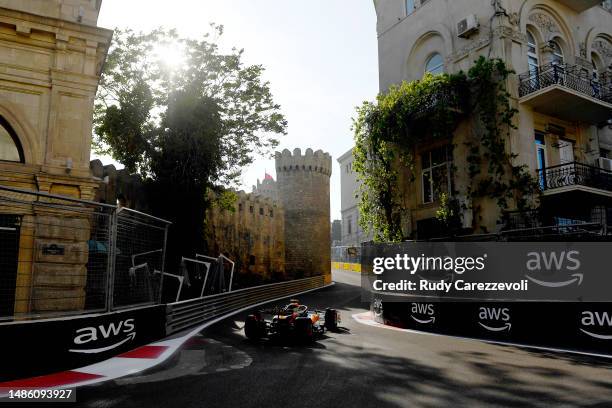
xmin=276 ymin=148 xmax=331 ymax=280
xmin=90 ymin=160 xmax=149 ymax=212
xmin=206 ymin=191 xmax=285 ymax=281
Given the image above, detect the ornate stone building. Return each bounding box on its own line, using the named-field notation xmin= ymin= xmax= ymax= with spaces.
xmin=0 ymin=0 xmax=112 ymax=315
xmin=0 ymin=0 xmax=112 ymax=197
xmin=374 ymin=0 xmax=612 ymax=238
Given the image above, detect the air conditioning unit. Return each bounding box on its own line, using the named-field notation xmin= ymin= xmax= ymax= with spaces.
xmin=598 ymin=157 xmax=612 ymax=171
xmin=457 ymin=14 xmax=479 ymax=38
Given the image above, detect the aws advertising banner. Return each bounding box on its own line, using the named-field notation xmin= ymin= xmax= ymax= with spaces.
xmin=362 ymin=242 xmax=612 ymax=355
xmin=362 ymin=242 xmax=610 ymax=302
xmin=0 ymin=305 xmax=166 ymax=382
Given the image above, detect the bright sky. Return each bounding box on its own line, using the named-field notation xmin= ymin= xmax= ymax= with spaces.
xmin=96 ymin=0 xmax=379 ymax=220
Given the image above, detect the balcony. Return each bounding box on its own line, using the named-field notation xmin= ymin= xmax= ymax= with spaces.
xmin=501 ymin=207 xmax=609 ymax=240
xmin=537 ymin=161 xmax=612 ymax=198
xmin=518 ymin=63 xmax=612 ymax=124
xmin=555 ymin=0 xmax=603 ymax=12
xmin=410 ymin=84 xmax=466 ymax=120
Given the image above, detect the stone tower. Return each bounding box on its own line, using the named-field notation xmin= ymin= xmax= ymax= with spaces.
xmin=275 ymin=148 xmax=332 ymax=282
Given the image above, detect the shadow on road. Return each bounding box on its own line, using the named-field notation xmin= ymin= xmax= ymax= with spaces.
xmin=75 ymin=279 xmax=612 ymax=408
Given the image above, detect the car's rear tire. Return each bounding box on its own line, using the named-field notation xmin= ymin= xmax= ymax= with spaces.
xmin=324 ymin=308 xmax=338 ymax=331
xmin=245 ymin=315 xmax=263 ymax=340
xmin=295 ymin=317 xmax=314 ymax=342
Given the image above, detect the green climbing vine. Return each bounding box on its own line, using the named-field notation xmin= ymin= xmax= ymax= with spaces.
xmin=465 ymin=57 xmax=539 ymax=216
xmin=353 ymin=57 xmax=539 ymax=242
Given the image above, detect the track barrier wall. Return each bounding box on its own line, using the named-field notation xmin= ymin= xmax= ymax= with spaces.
xmin=364 ymin=241 xmax=612 ymax=356
xmin=375 ymin=301 xmax=612 ymax=356
xmin=0 ymin=275 xmax=328 ymax=381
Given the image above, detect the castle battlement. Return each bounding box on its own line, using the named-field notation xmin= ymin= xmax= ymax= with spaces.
xmin=274 ymin=148 xmax=332 ymax=177
xmin=235 ymin=190 xmax=280 ymax=208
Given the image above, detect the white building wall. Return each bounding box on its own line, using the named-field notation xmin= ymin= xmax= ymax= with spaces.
xmin=338 ymin=147 xmax=373 ymax=245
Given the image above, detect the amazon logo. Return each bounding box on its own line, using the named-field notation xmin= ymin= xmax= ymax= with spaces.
xmin=411 ymin=303 xmax=435 ymax=324
xmin=524 ymin=251 xmax=583 ymax=288
xmin=580 ymin=311 xmax=612 ymax=340
xmin=478 ymin=306 xmax=511 ymax=332
xmin=69 ymin=318 xmax=136 ymax=354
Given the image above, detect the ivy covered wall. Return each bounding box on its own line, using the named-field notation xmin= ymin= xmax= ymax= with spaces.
xmin=353 ymin=57 xmax=541 ymax=242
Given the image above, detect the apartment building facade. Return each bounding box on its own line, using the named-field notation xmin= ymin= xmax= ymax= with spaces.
xmin=373 ymin=0 xmax=612 ymax=239
xmin=338 ymin=147 xmax=373 ymax=245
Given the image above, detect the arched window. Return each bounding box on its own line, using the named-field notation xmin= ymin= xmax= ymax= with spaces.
xmin=550 ymin=40 xmax=564 ymax=65
xmin=592 ymin=53 xmax=603 ymax=80
xmin=591 ymin=53 xmax=603 ymax=98
xmin=527 ymin=31 xmax=539 ymax=76
xmin=425 ymin=53 xmax=444 ymax=75
xmin=0 ymin=117 xmax=23 ymax=163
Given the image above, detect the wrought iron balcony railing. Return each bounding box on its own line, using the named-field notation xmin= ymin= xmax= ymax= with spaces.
xmin=537 ymin=161 xmax=612 ymax=193
xmin=502 ymin=206 xmax=609 ymax=238
xmin=409 ymin=84 xmax=466 ymax=120
xmin=518 ymin=62 xmax=612 ymax=104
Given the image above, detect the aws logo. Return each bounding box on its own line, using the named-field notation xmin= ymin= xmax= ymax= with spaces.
xmin=525 ymin=251 xmax=583 ymax=288
xmin=69 ymin=318 xmax=136 ymax=354
xmin=579 ymin=311 xmax=612 ymax=340
xmin=411 ymin=303 xmax=435 ymax=324
xmin=478 ymin=307 xmax=511 ymax=332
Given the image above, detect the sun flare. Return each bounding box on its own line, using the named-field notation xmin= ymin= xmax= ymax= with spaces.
xmin=153 ymin=42 xmax=186 ymax=70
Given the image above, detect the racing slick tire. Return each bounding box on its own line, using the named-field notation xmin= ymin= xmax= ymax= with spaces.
xmin=295 ymin=317 xmax=314 ymax=342
xmin=324 ymin=308 xmax=338 ymax=331
xmin=245 ymin=314 xmax=264 ymax=340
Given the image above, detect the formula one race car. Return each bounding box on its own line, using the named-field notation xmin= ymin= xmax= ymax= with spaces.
xmin=244 ymin=299 xmax=340 ymax=342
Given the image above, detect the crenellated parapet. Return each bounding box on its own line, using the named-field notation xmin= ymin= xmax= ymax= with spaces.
xmin=275 ymin=148 xmax=332 ymax=177
xmin=234 ymin=190 xmax=281 ymax=212
xmin=274 ymin=148 xmax=332 ymax=280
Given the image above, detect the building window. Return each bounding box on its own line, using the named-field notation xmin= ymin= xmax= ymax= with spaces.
xmin=269 ymin=209 xmax=274 ymax=217
xmin=550 ymin=40 xmax=564 ymax=65
xmin=591 ymin=53 xmax=604 ymax=97
xmin=347 ymin=216 xmax=352 ymax=235
xmin=259 ymin=207 xmax=264 ymax=215
xmin=535 ymin=132 xmax=546 ymax=190
xmin=425 ymin=53 xmax=444 ymax=75
xmin=239 ymin=203 xmax=243 ymax=211
xmin=527 ymin=31 xmax=539 ymax=77
xmin=421 ymin=146 xmax=451 ymax=204
xmin=406 ymin=0 xmax=415 ymax=15
xmin=0 ymin=117 xmax=24 ymax=163
xmin=249 ymin=205 xmax=254 ymax=213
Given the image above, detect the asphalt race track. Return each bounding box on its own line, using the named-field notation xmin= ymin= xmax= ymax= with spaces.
xmin=76 ymin=269 xmax=612 ymax=408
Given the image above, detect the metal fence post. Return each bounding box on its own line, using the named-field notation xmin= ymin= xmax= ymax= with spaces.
xmin=158 ymin=224 xmax=169 ymax=303
xmin=105 ymin=209 xmax=118 ymax=312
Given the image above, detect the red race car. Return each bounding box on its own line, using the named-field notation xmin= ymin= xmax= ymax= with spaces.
xmin=244 ymin=299 xmax=340 ymax=342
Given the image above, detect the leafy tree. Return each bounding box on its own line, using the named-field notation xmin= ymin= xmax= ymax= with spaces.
xmin=94 ymin=26 xmax=287 ymax=262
